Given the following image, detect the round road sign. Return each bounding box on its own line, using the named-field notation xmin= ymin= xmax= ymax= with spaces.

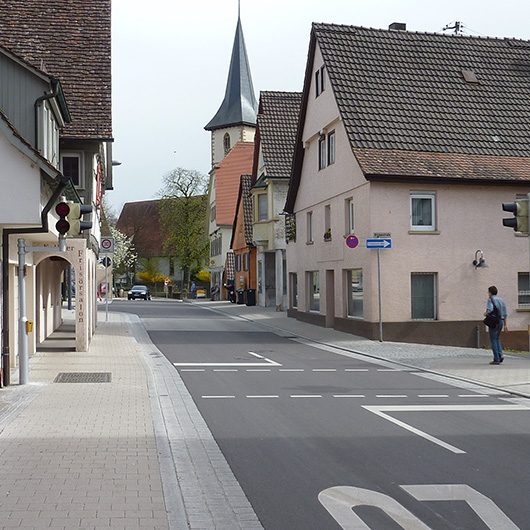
xmin=346 ymin=235 xmax=359 ymax=249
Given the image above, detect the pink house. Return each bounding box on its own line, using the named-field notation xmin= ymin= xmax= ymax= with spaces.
xmin=285 ymin=23 xmax=530 ymax=349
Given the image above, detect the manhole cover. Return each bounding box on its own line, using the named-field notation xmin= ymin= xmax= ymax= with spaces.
xmin=54 ymin=372 xmax=112 ymax=383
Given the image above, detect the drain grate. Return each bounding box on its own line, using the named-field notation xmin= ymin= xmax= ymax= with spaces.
xmin=54 ymin=372 xmax=112 ymax=383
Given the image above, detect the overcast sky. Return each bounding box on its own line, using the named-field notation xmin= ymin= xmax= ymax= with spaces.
xmin=109 ymin=0 xmax=530 ymax=215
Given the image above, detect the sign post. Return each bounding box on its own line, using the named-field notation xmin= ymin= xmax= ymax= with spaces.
xmin=100 ymin=237 xmax=115 ymax=321
xmin=367 ymin=237 xmax=393 ymax=342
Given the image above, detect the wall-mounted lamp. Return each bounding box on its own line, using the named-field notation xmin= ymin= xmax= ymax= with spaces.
xmin=473 ymin=250 xmax=488 ymax=268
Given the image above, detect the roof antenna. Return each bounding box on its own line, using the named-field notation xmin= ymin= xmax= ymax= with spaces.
xmin=443 ymin=21 xmax=465 ymax=35
xmin=238 ymin=0 xmax=240 ymax=19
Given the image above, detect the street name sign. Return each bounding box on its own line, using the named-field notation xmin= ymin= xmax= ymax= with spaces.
xmin=366 ymin=238 xmax=392 ymax=249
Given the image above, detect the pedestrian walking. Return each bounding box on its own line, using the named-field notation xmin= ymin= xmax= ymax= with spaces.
xmin=190 ymin=282 xmax=197 ymax=299
xmin=484 ymin=285 xmax=508 ymax=365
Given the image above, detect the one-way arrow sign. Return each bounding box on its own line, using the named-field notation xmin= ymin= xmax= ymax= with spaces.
xmin=366 ymin=238 xmax=392 ymax=249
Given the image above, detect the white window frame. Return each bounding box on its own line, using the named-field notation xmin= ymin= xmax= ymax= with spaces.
xmin=315 ymin=65 xmax=325 ymax=97
xmin=308 ymin=271 xmax=320 ymax=312
xmin=346 ymin=269 xmax=363 ymax=318
xmin=307 ymin=211 xmax=314 ymax=243
xmin=411 ymin=272 xmax=437 ymax=320
xmin=61 ymin=152 xmax=84 ymax=188
xmin=346 ymin=198 xmax=354 ymax=234
xmin=410 ymin=192 xmax=436 ymax=231
xmin=518 ymin=272 xmax=530 ymax=309
xmin=258 ymin=193 xmax=268 ymax=222
xmin=318 ymin=136 xmax=326 ymax=170
xmin=327 ymin=130 xmax=336 ymax=165
xmin=290 ymin=273 xmax=298 ymax=309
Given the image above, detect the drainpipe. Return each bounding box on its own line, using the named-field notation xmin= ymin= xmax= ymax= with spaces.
xmin=34 ymin=80 xmax=61 ymax=150
xmin=1 ymin=178 xmax=69 ymax=386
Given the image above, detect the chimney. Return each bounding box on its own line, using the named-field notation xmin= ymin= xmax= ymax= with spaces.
xmin=389 ymin=22 xmax=407 ymax=31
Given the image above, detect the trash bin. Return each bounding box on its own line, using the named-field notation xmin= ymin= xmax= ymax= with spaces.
xmin=245 ymin=288 xmax=256 ymax=306
xmin=236 ymin=289 xmax=245 ymax=304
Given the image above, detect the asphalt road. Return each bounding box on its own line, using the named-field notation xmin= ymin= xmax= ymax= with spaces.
xmin=113 ymin=299 xmax=530 ymax=530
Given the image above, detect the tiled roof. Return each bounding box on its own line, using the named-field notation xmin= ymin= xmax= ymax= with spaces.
xmin=257 ymin=91 xmax=302 ymax=179
xmin=0 ymin=0 xmax=112 ymax=140
xmin=354 ymin=149 xmax=530 ymax=181
xmin=116 ymin=200 xmax=165 ymax=257
xmin=230 ymin=174 xmax=253 ymax=249
xmin=215 ymin=142 xmax=254 ymax=226
xmin=241 ymin=174 xmax=253 ymax=245
xmin=314 ymin=23 xmax=530 ymax=161
xmin=286 ymin=24 xmax=530 ymax=212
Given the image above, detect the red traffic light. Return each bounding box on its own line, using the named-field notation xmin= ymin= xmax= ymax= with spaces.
xmin=55 ymin=202 xmax=70 ymax=217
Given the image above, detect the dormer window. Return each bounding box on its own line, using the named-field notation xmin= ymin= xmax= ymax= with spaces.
xmin=223 ymin=133 xmax=231 ymax=154
xmin=315 ymin=65 xmax=325 ymax=97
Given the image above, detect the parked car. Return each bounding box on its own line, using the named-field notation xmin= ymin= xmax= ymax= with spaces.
xmin=128 ymin=285 xmax=151 ymax=300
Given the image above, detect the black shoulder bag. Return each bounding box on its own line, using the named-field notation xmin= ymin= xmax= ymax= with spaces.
xmin=483 ymin=298 xmax=501 ymax=328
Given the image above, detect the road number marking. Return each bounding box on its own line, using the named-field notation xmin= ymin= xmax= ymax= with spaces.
xmin=319 ymin=484 xmax=520 ymax=529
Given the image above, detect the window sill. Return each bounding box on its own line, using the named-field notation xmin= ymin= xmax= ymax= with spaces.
xmin=409 ymin=230 xmax=440 ymax=235
xmin=516 ymin=308 xmax=530 ymax=312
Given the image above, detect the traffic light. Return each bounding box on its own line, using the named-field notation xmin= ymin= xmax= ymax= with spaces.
xmin=55 ymin=201 xmax=71 ymax=235
xmin=502 ymin=199 xmax=529 ymax=235
xmin=55 ymin=201 xmax=93 ymax=236
xmin=67 ymin=202 xmax=93 ymax=235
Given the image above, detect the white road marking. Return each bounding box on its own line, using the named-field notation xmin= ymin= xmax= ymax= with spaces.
xmin=402 ymin=484 xmax=521 ymax=530
xmin=333 ymin=395 xmax=366 ymax=398
xmin=377 ymin=369 xmax=400 ymax=372
xmin=279 ymin=369 xmax=304 ymax=372
xmin=180 ymin=369 xmax=205 ymax=372
xmin=363 ymin=404 xmax=530 ymax=454
xmin=458 ymin=394 xmax=489 ymax=398
xmin=376 ymin=395 xmax=408 ymax=398
xmin=202 ymin=396 xmax=236 ymax=399
xmin=418 ymin=394 xmax=449 ymax=398
xmin=313 ymin=369 xmax=337 ymax=372
xmin=246 ymin=395 xmax=279 ymax=399
xmin=290 ymin=394 xmax=322 ymax=398
xmin=246 ymin=369 xmax=271 ymax=372
xmin=345 ymin=369 xmax=369 ymax=372
xmin=174 ymin=351 xmax=281 ymax=367
xmin=213 ymin=369 xmax=238 ymax=372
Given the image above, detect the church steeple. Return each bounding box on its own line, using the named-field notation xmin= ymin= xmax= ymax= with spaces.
xmin=205 ymin=14 xmax=258 ymax=131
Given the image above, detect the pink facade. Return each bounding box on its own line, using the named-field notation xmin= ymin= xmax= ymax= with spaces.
xmin=286 ymin=37 xmax=530 ymax=349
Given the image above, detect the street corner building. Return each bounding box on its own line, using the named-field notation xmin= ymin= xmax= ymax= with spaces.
xmin=0 ymin=0 xmax=113 ymax=385
xmin=284 ymin=22 xmax=530 ymax=349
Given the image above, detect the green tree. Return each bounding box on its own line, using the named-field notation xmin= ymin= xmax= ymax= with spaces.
xmin=157 ymin=168 xmax=209 ymax=288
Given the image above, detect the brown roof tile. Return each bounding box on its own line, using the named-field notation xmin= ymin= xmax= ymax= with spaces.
xmin=116 ymin=200 xmax=165 ymax=257
xmin=257 ymin=91 xmax=302 ymax=178
xmin=215 ymin=142 xmax=254 ymax=225
xmin=0 ymin=0 xmax=112 ymax=140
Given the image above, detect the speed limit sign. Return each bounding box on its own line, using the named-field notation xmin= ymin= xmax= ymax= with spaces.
xmin=100 ymin=237 xmax=115 ymax=253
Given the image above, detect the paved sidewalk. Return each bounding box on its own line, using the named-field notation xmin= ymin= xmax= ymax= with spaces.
xmin=0 ymin=301 xmax=528 ymax=530
xmin=0 ymin=310 xmax=263 ymax=530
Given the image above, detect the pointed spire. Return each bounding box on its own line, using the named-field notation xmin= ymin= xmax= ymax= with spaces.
xmin=204 ymin=13 xmax=258 ymax=131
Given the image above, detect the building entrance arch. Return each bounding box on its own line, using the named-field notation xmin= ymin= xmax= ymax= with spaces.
xmin=33 ymin=239 xmax=95 ymax=351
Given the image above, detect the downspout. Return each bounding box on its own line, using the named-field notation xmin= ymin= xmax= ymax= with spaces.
xmin=34 ymin=79 xmax=61 ymax=149
xmin=1 ymin=178 xmax=69 ymax=386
